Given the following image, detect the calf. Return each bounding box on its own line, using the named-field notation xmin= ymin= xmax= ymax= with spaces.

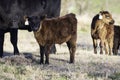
xmin=25 ymin=13 xmax=77 ymax=64
xmin=113 ymin=25 xmax=120 ymax=55
xmin=91 ymin=11 xmax=115 ymax=55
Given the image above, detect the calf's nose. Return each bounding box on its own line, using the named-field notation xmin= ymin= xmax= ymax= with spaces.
xmin=110 ymin=20 xmax=115 ymax=24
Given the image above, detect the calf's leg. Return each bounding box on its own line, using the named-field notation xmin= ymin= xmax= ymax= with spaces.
xmin=99 ymin=40 xmax=104 ymax=54
xmin=10 ymin=29 xmax=19 ymax=55
xmin=44 ymin=44 xmax=52 ymax=64
xmin=67 ymin=40 xmax=76 ymax=63
xmin=40 ymin=45 xmax=45 ymax=64
xmin=50 ymin=44 xmax=56 ymax=54
xmin=108 ymin=39 xmax=113 ymax=55
xmin=0 ymin=30 xmax=4 ymax=57
xmin=104 ymin=41 xmax=109 ymax=55
xmin=113 ymin=38 xmax=119 ymax=55
xmin=92 ymin=39 xmax=97 ymax=54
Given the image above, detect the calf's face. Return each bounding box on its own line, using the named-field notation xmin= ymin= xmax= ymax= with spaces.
xmin=99 ymin=11 xmax=115 ymax=25
xmin=24 ymin=16 xmax=41 ymax=31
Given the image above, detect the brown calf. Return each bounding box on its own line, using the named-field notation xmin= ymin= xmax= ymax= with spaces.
xmin=113 ymin=25 xmax=120 ymax=55
xmin=33 ymin=13 xmax=77 ymax=64
xmin=91 ymin=11 xmax=115 ymax=55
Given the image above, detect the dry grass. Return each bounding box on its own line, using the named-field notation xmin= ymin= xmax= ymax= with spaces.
xmin=1 ymin=50 xmax=120 ymax=80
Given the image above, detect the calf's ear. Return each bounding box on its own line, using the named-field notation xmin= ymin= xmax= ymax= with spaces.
xmin=24 ymin=15 xmax=29 ymax=20
xmin=40 ymin=14 xmax=47 ymax=20
xmin=23 ymin=15 xmax=30 ymax=26
xmin=99 ymin=13 xmax=103 ymax=20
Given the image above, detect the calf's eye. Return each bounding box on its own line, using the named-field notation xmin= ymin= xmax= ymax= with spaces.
xmin=106 ymin=16 xmax=110 ymax=19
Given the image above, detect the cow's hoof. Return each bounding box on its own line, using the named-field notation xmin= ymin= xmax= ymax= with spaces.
xmin=40 ymin=62 xmax=44 ymax=64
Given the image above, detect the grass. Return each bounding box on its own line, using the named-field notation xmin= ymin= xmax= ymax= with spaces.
xmin=0 ymin=52 xmax=120 ymax=80
xmin=108 ymin=73 xmax=120 ymax=80
xmin=0 ymin=63 xmax=45 ymax=80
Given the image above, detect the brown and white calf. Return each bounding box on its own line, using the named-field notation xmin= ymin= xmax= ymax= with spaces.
xmin=25 ymin=13 xmax=77 ymax=64
xmin=91 ymin=11 xmax=115 ymax=55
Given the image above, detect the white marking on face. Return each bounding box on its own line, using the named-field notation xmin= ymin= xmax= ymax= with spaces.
xmin=37 ymin=22 xmax=42 ymax=32
xmin=99 ymin=14 xmax=103 ymax=20
xmin=25 ymin=18 xmax=29 ymax=25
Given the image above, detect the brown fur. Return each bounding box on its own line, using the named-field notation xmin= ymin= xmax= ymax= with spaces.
xmin=34 ymin=13 xmax=77 ymax=64
xmin=113 ymin=25 xmax=120 ymax=55
xmin=91 ymin=11 xmax=114 ymax=55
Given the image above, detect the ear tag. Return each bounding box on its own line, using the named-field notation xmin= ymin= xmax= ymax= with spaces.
xmin=25 ymin=19 xmax=29 ymax=25
xmin=99 ymin=14 xmax=103 ymax=19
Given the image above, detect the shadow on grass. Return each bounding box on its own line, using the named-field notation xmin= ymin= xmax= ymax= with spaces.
xmin=3 ymin=52 xmax=13 ymax=57
xmin=2 ymin=51 xmax=40 ymax=65
xmin=50 ymin=57 xmax=69 ymax=63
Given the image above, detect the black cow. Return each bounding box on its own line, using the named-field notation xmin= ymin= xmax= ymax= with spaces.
xmin=0 ymin=0 xmax=61 ymax=57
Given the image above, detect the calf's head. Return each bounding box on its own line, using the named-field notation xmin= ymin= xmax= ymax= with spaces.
xmin=99 ymin=11 xmax=115 ymax=25
xmin=24 ymin=15 xmax=46 ymax=31
xmin=24 ymin=16 xmax=42 ymax=31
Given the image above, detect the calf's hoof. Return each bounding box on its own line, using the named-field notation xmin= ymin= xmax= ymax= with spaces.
xmin=100 ymin=52 xmax=103 ymax=54
xmin=40 ymin=60 xmax=44 ymax=64
xmin=45 ymin=61 xmax=49 ymax=64
xmin=14 ymin=53 xmax=20 ymax=55
xmin=113 ymin=53 xmax=118 ymax=55
xmin=109 ymin=53 xmax=113 ymax=56
xmin=40 ymin=62 xmax=44 ymax=64
xmin=69 ymin=60 xmax=74 ymax=64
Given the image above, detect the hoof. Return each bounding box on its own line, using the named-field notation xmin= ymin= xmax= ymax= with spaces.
xmin=40 ymin=62 xmax=44 ymax=64
xmin=69 ymin=61 xmax=74 ymax=64
xmin=40 ymin=61 xmax=44 ymax=64
xmin=45 ymin=61 xmax=49 ymax=64
xmin=14 ymin=53 xmax=20 ymax=55
xmin=100 ymin=52 xmax=103 ymax=54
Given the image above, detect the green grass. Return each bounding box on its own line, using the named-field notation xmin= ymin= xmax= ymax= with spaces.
xmin=52 ymin=76 xmax=67 ymax=80
xmin=108 ymin=73 xmax=120 ymax=80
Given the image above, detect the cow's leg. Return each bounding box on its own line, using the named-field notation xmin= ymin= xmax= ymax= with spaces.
xmin=10 ymin=29 xmax=19 ymax=55
xmin=44 ymin=44 xmax=52 ymax=64
xmin=67 ymin=41 xmax=76 ymax=63
xmin=40 ymin=45 xmax=45 ymax=64
xmin=0 ymin=30 xmax=5 ymax=57
xmin=113 ymin=38 xmax=119 ymax=55
xmin=92 ymin=39 xmax=97 ymax=54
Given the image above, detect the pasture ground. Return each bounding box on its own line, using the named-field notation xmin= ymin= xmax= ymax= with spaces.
xmin=0 ymin=15 xmax=120 ymax=80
